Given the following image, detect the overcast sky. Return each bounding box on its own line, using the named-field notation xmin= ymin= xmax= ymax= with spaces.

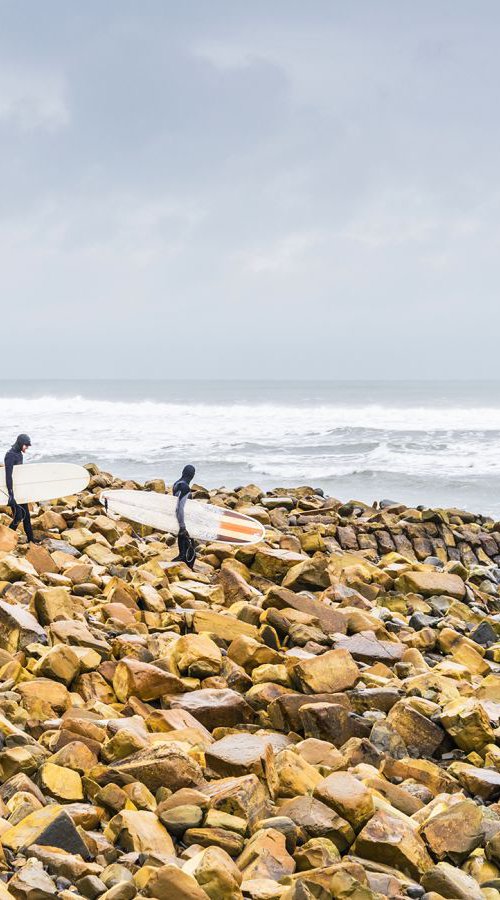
xmin=0 ymin=1 xmax=499 ymax=378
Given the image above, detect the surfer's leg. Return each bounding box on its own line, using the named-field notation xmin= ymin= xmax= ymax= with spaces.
xmin=20 ymin=505 xmax=34 ymax=542
xmin=9 ymin=503 xmax=22 ymax=531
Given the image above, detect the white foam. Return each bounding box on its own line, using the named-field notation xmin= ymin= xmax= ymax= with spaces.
xmin=0 ymin=393 xmax=498 ymax=484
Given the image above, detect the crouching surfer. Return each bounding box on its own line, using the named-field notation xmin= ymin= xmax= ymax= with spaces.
xmin=173 ymin=464 xmax=196 ymax=569
xmin=4 ymin=434 xmax=37 ymax=543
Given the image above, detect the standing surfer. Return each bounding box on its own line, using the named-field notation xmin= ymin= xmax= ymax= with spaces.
xmin=173 ymin=464 xmax=196 ymax=569
xmin=4 ymin=434 xmax=37 ymax=543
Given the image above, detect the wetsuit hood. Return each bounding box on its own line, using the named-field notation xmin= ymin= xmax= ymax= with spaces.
xmin=181 ymin=465 xmax=195 ymax=483
xmin=13 ymin=434 xmax=31 ymax=451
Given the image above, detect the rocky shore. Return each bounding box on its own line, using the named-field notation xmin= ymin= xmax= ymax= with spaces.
xmin=0 ymin=466 xmax=497 ymax=899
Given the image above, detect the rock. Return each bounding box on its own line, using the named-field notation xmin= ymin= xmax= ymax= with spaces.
xmin=252 ymin=548 xmax=307 ymax=581
xmin=1 ymin=806 xmax=90 ymax=857
xmin=202 ymin=775 xmax=268 ymax=828
xmin=142 ymin=865 xmax=208 ymax=900
xmin=441 ymin=699 xmax=495 ymax=751
xmin=386 ymin=701 xmax=445 ymax=756
xmin=228 ymin=636 xmax=282 ymax=672
xmin=183 ymin=826 xmax=245 ymax=856
xmin=356 ymin=810 xmax=434 ymax=879
xmin=421 ymin=862 xmax=484 ymax=900
xmin=281 ymin=556 xmax=330 ymax=591
xmin=333 ymin=632 xmax=406 ymax=665
xmin=0 ymin=600 xmax=46 ymax=652
xmin=110 ymin=744 xmax=204 ymax=793
xmin=237 ymin=828 xmax=296 ymax=881
xmin=192 ymin=609 xmax=259 ymax=641
xmin=420 ymin=799 xmax=484 ymax=862
xmin=39 ymin=763 xmax=84 ymax=801
xmin=279 ymin=796 xmax=355 ymax=851
xmin=113 ymin=658 xmax=185 ymax=701
xmin=0 ymin=524 xmax=18 ymax=553
xmin=104 ymin=810 xmax=175 ymax=855
xmin=271 ymin=749 xmax=323 ymax=798
xmin=8 ymin=858 xmax=57 ymax=900
xmin=16 ymin=679 xmax=71 ymax=716
xmin=0 ymin=555 xmax=37 ymax=582
xmin=159 ymin=804 xmax=204 ymax=836
xmin=174 ymin=633 xmax=222 ymax=678
xmin=206 ymin=733 xmax=289 ymax=778
xmin=292 ymin=649 xmax=359 ymax=694
xmin=183 ymin=846 xmax=243 ymax=899
xmin=33 ymin=645 xmax=80 ymax=685
xmin=314 ymin=772 xmax=374 ymax=831
xmin=25 ymin=846 xmax=102 ymax=882
xmin=34 ymin=588 xmax=81 ymax=625
xmin=169 ymin=689 xmax=254 ymax=729
xmin=395 ymin=571 xmax=466 ymax=600
xmin=0 ymin=472 xmax=497 ymax=897
xmin=449 ymin=762 xmax=500 ymax=800
xmin=294 ymin=837 xmax=340 ymax=871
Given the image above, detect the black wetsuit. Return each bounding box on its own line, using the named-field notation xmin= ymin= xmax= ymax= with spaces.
xmin=173 ymin=465 xmax=196 ymax=568
xmin=5 ymin=437 xmax=33 ymax=542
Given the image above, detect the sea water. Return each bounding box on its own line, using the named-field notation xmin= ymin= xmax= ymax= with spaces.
xmin=0 ymin=379 xmax=499 ymax=517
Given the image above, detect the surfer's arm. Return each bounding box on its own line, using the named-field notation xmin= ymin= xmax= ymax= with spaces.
xmin=4 ymin=454 xmax=15 ymax=503
xmin=175 ymin=492 xmax=188 ymax=531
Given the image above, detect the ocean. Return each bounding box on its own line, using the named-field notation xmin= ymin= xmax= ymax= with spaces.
xmin=0 ymin=379 xmax=499 ymax=517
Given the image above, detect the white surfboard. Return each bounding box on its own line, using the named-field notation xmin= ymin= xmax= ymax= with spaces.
xmin=0 ymin=463 xmax=90 ymax=505
xmin=101 ymin=489 xmax=265 ymax=545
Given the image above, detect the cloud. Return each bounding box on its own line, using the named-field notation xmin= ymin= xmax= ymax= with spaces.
xmin=0 ymin=1 xmax=498 ymax=377
xmin=0 ymin=66 xmax=69 ymax=132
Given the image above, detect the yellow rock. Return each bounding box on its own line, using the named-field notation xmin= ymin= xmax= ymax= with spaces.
xmin=113 ymin=658 xmax=185 ymax=701
xmin=183 ymin=846 xmax=242 ymax=900
xmin=292 ymin=649 xmax=359 ymax=694
xmin=40 ymin=763 xmax=84 ymax=801
xmin=0 ymin=555 xmax=37 ymax=582
xmin=356 ymin=809 xmax=433 ymax=879
xmin=33 ymin=645 xmax=80 ymax=686
xmin=272 ymin=749 xmax=323 ymax=798
xmin=441 ymin=699 xmax=494 ymax=751
xmin=173 ymin=634 xmax=222 ymax=679
xmin=34 ymin=587 xmax=82 ymax=625
xmin=142 ymin=864 xmax=207 ymax=899
xmin=314 ymin=772 xmax=374 ymax=831
xmin=105 ymin=809 xmax=175 ymax=855
xmin=395 ymin=571 xmax=466 ymax=600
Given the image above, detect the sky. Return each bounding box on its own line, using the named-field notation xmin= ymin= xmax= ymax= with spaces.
xmin=0 ymin=0 xmax=499 ymax=379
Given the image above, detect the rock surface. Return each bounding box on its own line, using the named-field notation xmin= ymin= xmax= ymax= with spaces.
xmin=0 ymin=468 xmax=497 ymax=898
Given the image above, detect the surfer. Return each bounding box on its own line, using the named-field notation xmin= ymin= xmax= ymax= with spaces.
xmin=173 ymin=464 xmax=196 ymax=569
xmin=4 ymin=434 xmax=36 ymax=543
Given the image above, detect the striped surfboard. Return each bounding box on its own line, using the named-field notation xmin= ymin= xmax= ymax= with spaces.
xmin=100 ymin=489 xmax=265 ymax=545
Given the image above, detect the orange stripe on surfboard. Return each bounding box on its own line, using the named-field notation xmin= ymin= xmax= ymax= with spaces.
xmin=219 ymin=520 xmax=261 ymax=536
